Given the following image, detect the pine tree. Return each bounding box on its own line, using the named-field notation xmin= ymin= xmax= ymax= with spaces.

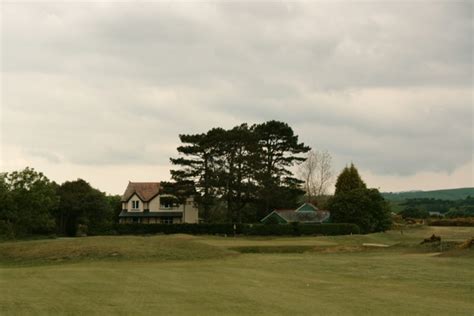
xmin=170 ymin=120 xmax=310 ymax=222
xmin=251 ymin=120 xmax=310 ymax=217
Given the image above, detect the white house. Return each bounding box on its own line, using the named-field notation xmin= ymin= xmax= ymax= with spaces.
xmin=118 ymin=182 xmax=199 ymax=224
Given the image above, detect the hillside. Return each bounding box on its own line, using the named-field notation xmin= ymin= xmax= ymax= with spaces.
xmin=382 ymin=187 xmax=474 ymax=201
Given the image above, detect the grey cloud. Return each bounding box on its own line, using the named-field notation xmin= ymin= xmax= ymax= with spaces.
xmin=1 ymin=1 xmax=472 ymax=176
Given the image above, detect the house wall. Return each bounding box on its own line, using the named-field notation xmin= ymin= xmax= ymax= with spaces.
xmin=183 ymin=197 xmax=199 ymax=223
xmin=121 ymin=193 xmax=199 ymax=224
xmin=126 ymin=194 xmax=144 ymax=212
xmin=148 ymin=196 xmax=198 ymax=223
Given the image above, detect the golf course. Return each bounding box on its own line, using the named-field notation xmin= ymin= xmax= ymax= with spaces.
xmin=0 ymin=226 xmax=473 ymax=315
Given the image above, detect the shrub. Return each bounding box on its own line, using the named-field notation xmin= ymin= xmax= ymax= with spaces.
xmin=327 ymin=188 xmax=392 ymax=234
xmin=115 ymin=223 xmax=242 ymax=235
xmin=399 ymin=207 xmax=429 ymax=219
xmin=429 ymin=218 xmax=474 ymax=227
xmin=115 ymin=223 xmax=360 ymax=236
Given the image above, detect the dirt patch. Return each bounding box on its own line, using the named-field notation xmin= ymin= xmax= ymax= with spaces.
xmin=362 ymin=243 xmax=390 ymax=248
xmin=458 ymin=237 xmax=474 ymax=249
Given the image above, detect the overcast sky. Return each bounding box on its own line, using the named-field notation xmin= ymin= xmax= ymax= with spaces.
xmin=1 ymin=1 xmax=473 ymax=195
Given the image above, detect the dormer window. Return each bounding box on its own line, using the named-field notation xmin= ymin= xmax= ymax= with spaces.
xmin=131 ymin=200 xmax=140 ymax=209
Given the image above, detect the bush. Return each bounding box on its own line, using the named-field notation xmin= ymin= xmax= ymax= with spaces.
xmin=444 ymin=209 xmax=474 ymax=218
xmin=429 ymin=218 xmax=474 ymax=227
xmin=115 ymin=223 xmax=360 ymax=236
xmin=327 ymin=188 xmax=392 ymax=234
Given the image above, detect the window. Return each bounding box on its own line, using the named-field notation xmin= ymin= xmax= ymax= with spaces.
xmin=131 ymin=200 xmax=140 ymax=209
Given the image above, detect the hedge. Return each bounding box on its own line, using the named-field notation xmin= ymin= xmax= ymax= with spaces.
xmin=115 ymin=223 xmax=241 ymax=235
xmin=429 ymin=218 xmax=474 ymax=227
xmin=115 ymin=223 xmax=360 ymax=236
xmin=243 ymin=223 xmax=360 ymax=236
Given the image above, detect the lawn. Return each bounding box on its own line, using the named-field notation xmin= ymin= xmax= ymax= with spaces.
xmin=0 ymin=226 xmax=473 ymax=315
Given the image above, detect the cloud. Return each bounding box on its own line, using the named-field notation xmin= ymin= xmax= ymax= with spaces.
xmin=1 ymin=1 xmax=472 ymax=193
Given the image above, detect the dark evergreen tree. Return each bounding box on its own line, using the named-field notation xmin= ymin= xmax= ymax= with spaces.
xmin=251 ymin=120 xmax=310 ymax=217
xmin=334 ymin=163 xmax=366 ymax=195
xmin=328 ymin=188 xmax=391 ymax=233
xmin=218 ymin=124 xmax=257 ymax=223
xmin=170 ymin=128 xmax=229 ymax=222
xmin=160 ymin=180 xmax=197 ymax=221
xmin=329 ymin=163 xmax=391 ymax=233
xmin=170 ymin=120 xmax=310 ymax=222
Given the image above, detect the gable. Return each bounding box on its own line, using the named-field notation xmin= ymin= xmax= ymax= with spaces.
xmin=128 ymin=193 xmax=143 ymax=202
xmin=295 ymin=203 xmax=319 ymax=212
xmin=260 ymin=211 xmax=289 ymax=224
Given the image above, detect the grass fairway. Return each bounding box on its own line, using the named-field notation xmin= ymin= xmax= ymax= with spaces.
xmin=1 ymin=227 xmax=473 ymax=315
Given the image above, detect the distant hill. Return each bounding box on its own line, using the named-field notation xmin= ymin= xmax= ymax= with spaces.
xmin=382 ymin=187 xmax=474 ymax=201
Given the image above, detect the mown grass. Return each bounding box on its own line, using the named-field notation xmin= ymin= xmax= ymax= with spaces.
xmin=0 ymin=234 xmax=233 ymax=266
xmin=0 ymin=226 xmax=473 ymax=315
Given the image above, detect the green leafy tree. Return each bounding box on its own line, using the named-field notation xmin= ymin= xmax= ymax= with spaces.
xmin=106 ymin=194 xmax=123 ymax=223
xmin=328 ymin=188 xmax=391 ymax=233
xmin=56 ymin=179 xmax=112 ymax=236
xmin=0 ymin=167 xmax=58 ymax=237
xmin=334 ymin=163 xmax=366 ymax=195
xmin=0 ymin=173 xmax=15 ymax=237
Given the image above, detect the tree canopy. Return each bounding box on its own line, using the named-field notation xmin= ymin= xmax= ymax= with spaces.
xmin=0 ymin=168 xmax=58 ymax=237
xmin=56 ymin=179 xmax=113 ymax=236
xmin=170 ymin=120 xmax=310 ymax=222
xmin=0 ymin=168 xmax=116 ymax=238
xmin=328 ymin=164 xmax=391 ymax=233
xmin=334 ymin=163 xmax=366 ymax=195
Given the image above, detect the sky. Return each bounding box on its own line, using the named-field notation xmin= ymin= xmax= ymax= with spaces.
xmin=1 ymin=0 xmax=473 ymax=195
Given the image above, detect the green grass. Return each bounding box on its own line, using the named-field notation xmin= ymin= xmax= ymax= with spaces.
xmin=0 ymin=234 xmax=232 ymax=266
xmin=1 ymin=227 xmax=473 ymax=315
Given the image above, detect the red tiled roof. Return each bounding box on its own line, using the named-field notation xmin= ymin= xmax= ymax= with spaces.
xmin=121 ymin=182 xmax=161 ymax=202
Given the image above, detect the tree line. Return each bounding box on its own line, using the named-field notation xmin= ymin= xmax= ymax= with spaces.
xmin=0 ymin=168 xmax=121 ymax=238
xmin=400 ymin=197 xmax=474 ymax=219
xmin=0 ymin=120 xmax=394 ymax=238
